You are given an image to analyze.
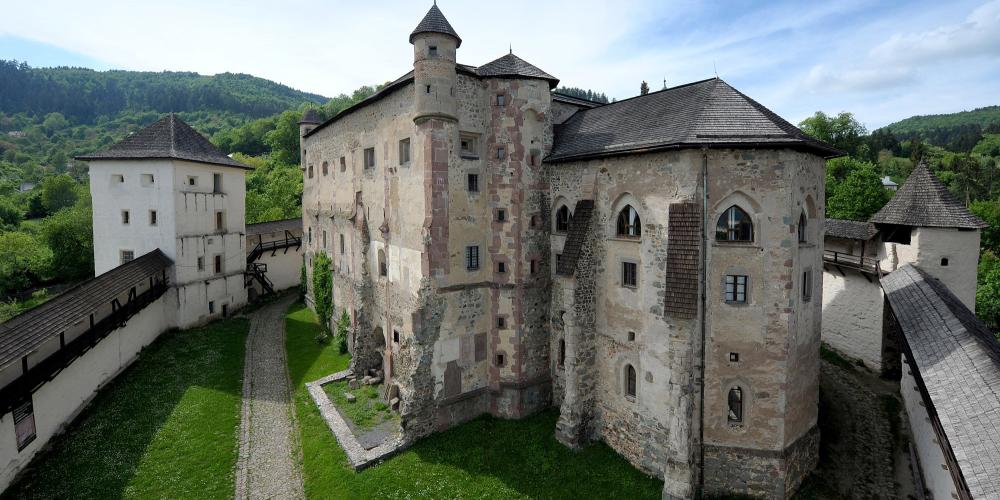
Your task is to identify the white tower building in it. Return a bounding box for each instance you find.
[79,114,250,327]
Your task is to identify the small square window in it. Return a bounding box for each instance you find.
[149,210,157,226]
[497,262,506,273]
[497,209,506,222]
[121,210,130,225]
[364,148,376,169]
[729,352,740,362]
[460,133,479,158]
[627,331,636,341]
[466,245,480,270]
[725,275,748,304]
[467,174,479,193]
[429,45,438,57]
[497,317,506,329]
[497,147,506,159]
[188,176,197,186]
[120,250,134,265]
[941,257,949,266]
[496,354,505,367]
[496,94,505,107]
[622,262,638,288]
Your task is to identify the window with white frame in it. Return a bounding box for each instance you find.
[725,275,748,304]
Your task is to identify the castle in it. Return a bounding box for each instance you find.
[300,5,839,497]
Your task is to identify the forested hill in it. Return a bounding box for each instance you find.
[0,60,327,123]
[880,105,1000,152]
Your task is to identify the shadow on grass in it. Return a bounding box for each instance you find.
[2,318,248,500]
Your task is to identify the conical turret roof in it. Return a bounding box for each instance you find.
[299,108,322,125]
[869,162,987,229]
[410,4,462,47]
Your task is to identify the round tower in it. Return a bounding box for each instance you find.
[410,4,461,124]
[298,108,321,137]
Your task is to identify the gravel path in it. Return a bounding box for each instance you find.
[235,295,304,500]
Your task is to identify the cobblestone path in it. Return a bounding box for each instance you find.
[235,295,304,500]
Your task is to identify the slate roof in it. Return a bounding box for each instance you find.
[881,265,1000,498]
[410,4,462,47]
[299,108,322,125]
[476,53,559,88]
[547,78,842,162]
[556,200,595,276]
[552,92,604,109]
[0,249,172,369]
[76,114,250,169]
[825,218,878,241]
[870,162,987,229]
[664,203,700,319]
[246,217,302,236]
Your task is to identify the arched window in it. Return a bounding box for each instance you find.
[625,364,637,398]
[378,249,387,277]
[798,211,807,243]
[555,205,571,233]
[728,387,743,423]
[716,205,753,242]
[558,339,566,368]
[616,205,641,238]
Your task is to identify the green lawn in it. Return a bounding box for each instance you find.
[322,379,396,432]
[286,302,664,499]
[3,317,249,500]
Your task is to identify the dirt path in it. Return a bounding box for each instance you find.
[235,295,304,500]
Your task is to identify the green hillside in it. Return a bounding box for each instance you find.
[881,105,1000,151]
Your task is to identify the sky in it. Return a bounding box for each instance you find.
[1,0,999,129]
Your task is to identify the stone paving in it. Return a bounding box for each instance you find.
[235,295,304,500]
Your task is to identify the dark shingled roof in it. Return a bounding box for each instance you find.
[882,265,1000,498]
[825,218,878,241]
[664,203,700,319]
[299,108,322,125]
[410,4,462,47]
[246,217,302,236]
[76,114,250,169]
[552,92,604,109]
[556,200,595,276]
[0,249,172,369]
[870,162,987,229]
[547,78,842,162]
[476,53,559,88]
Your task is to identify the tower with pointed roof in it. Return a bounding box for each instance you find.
[871,162,987,310]
[411,3,461,124]
[78,114,251,328]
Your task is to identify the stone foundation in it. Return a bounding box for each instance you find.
[703,425,819,499]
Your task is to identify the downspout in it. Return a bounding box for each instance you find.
[698,147,709,493]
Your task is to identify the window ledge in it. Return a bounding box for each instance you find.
[712,241,760,249]
[609,236,642,243]
[622,285,638,290]
[724,301,751,307]
[461,154,480,160]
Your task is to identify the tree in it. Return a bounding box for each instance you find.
[972,134,1000,158]
[970,200,1000,253]
[336,310,350,354]
[41,112,69,135]
[41,201,93,281]
[826,160,891,221]
[264,110,304,165]
[798,111,868,157]
[977,250,1000,335]
[0,196,24,228]
[40,174,79,213]
[311,252,333,340]
[640,81,649,96]
[0,231,52,296]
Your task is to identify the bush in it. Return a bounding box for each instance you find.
[0,231,52,296]
[336,310,350,354]
[311,252,333,340]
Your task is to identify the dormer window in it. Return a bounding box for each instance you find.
[429,45,438,57]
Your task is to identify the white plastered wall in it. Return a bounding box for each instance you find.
[901,356,960,500]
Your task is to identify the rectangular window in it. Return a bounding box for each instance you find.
[215,254,223,274]
[497,146,506,159]
[120,250,134,265]
[209,301,215,314]
[323,231,328,249]
[467,173,479,193]
[121,210,130,225]
[322,162,329,176]
[460,133,479,158]
[466,245,480,271]
[802,270,813,302]
[622,261,638,288]
[340,156,346,172]
[197,256,205,271]
[497,262,506,273]
[364,147,376,169]
[429,45,438,57]
[187,176,197,186]
[497,316,506,328]
[215,211,225,231]
[213,173,222,193]
[141,173,154,186]
[13,399,36,451]
[497,209,506,222]
[725,275,748,304]
[112,174,124,184]
[399,138,411,165]
[340,234,345,254]
[530,259,537,274]
[496,94,505,107]
[149,210,157,226]
[556,253,562,268]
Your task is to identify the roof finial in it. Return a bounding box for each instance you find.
[713,61,718,78]
[509,43,512,55]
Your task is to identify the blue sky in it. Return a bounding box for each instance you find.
[2,0,999,129]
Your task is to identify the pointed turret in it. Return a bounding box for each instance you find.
[410,3,459,123]
[410,3,461,47]
[870,162,987,229]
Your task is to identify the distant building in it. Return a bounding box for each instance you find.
[16,183,34,193]
[882,175,898,191]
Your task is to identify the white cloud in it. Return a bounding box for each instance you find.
[870,0,1000,64]
[803,65,915,93]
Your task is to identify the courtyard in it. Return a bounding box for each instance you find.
[2,297,912,499]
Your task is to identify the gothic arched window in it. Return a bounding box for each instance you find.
[716,205,753,242]
[555,205,571,233]
[625,364,637,398]
[378,249,387,277]
[616,205,641,238]
[798,211,808,243]
[728,386,744,423]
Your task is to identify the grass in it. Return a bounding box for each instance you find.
[820,343,856,371]
[286,301,664,499]
[3,317,249,500]
[322,379,396,431]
